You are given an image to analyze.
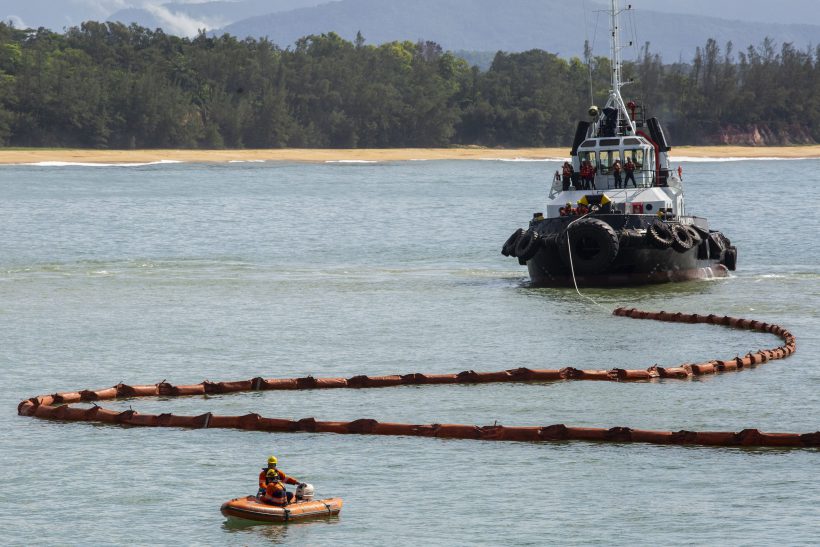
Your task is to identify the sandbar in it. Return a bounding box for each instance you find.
[1,146,819,164]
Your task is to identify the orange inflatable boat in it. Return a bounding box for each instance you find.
[221,495,343,523]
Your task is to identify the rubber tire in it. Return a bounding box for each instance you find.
[515,230,540,262]
[671,224,695,253]
[647,221,674,249]
[559,218,620,275]
[502,228,524,257]
[722,247,737,271]
[540,233,559,249]
[684,225,702,245]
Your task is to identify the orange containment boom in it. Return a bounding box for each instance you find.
[17,308,819,449]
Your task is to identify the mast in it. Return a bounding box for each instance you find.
[606,0,634,135]
[610,0,622,97]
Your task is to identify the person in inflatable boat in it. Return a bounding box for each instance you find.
[258,455,305,504]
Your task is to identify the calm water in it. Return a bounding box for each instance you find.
[1,158,818,546]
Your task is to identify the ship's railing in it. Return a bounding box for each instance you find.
[572,169,657,191]
[549,168,677,199]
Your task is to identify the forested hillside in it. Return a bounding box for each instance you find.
[0,21,817,149]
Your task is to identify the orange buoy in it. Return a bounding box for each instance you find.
[220,496,342,523]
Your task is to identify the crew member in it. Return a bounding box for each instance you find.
[561,162,573,191]
[576,200,589,215]
[581,160,596,190]
[612,159,623,188]
[258,456,303,499]
[624,157,636,187]
[262,469,293,506]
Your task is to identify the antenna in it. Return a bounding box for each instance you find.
[606,0,636,134]
[583,0,594,107]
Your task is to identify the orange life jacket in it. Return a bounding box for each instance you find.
[263,481,288,506]
[562,164,572,177]
[259,468,299,490]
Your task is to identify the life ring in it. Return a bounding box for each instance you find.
[646,221,674,249]
[559,218,620,275]
[515,230,541,261]
[501,228,524,257]
[670,224,695,253]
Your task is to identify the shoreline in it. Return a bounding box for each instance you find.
[1,145,819,164]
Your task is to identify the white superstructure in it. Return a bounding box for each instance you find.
[546,0,684,220]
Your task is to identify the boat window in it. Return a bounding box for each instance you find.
[598,150,612,174]
[580,140,597,148]
[623,138,641,145]
[600,138,620,146]
[579,150,597,169]
[624,149,645,170]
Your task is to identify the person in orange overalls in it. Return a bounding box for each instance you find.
[581,160,596,190]
[612,159,623,188]
[561,162,574,191]
[624,157,636,187]
[257,456,303,504]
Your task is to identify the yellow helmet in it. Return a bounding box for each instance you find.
[266,468,279,478]
[267,455,278,466]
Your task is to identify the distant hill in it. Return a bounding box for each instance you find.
[107,0,329,34]
[218,0,820,62]
[4,0,820,40]
[635,0,820,27]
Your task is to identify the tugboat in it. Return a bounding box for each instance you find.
[501,0,736,287]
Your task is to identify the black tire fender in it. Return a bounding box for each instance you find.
[515,230,540,261]
[684,225,702,245]
[722,246,738,271]
[558,218,620,275]
[671,224,695,253]
[502,228,524,257]
[647,221,674,249]
[540,233,559,249]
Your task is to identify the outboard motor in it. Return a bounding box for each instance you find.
[295,483,315,501]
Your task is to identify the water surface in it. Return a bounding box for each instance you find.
[1,159,818,545]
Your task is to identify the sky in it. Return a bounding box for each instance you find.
[0,0,218,35]
[2,0,820,37]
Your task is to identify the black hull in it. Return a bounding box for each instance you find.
[504,214,735,288]
[526,246,729,287]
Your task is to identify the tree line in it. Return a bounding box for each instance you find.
[0,21,817,149]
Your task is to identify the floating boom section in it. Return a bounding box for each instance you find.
[17,309,817,449]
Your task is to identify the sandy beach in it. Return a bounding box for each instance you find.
[1,145,819,164]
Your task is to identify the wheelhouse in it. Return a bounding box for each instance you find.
[575,136,656,189]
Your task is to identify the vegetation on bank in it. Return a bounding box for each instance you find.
[0,22,818,149]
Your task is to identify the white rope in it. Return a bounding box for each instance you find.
[563,211,614,312]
